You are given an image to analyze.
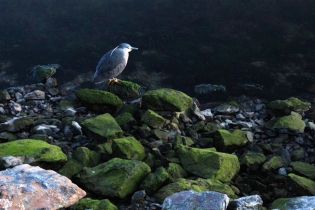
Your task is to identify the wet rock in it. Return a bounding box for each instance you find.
[228,195,263,210]
[268,196,315,210]
[0,139,67,167]
[214,129,248,153]
[75,88,122,113]
[112,136,146,161]
[162,190,229,210]
[77,157,151,198]
[71,197,118,210]
[81,113,123,142]
[176,145,240,182]
[140,166,170,195]
[141,88,193,111]
[0,164,85,210]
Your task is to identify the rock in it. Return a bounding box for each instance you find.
[115,112,136,126]
[58,159,83,179]
[77,157,151,198]
[141,109,166,129]
[214,101,239,114]
[71,197,118,210]
[166,163,188,182]
[214,129,248,153]
[0,90,11,102]
[24,90,46,100]
[75,88,122,113]
[290,161,315,180]
[72,147,100,167]
[81,113,123,142]
[288,173,315,195]
[227,195,263,210]
[30,64,59,82]
[268,196,315,210]
[140,167,170,195]
[0,117,34,132]
[162,190,229,210]
[0,164,85,209]
[239,151,266,171]
[108,79,145,99]
[267,97,311,116]
[112,136,146,161]
[176,145,240,182]
[265,115,306,133]
[262,155,287,172]
[141,88,193,111]
[0,139,67,167]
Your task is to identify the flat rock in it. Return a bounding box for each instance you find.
[0,164,86,210]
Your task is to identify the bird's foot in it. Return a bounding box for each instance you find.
[108,78,121,85]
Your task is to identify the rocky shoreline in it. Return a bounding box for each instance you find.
[1,75,315,209]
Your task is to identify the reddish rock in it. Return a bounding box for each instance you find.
[0,164,86,210]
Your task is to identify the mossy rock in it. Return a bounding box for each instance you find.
[115,112,135,126]
[153,177,237,203]
[0,139,67,163]
[213,101,239,114]
[288,173,315,195]
[265,115,305,133]
[108,79,145,99]
[290,161,315,180]
[112,136,146,161]
[140,167,170,195]
[72,147,100,167]
[262,155,287,172]
[166,163,188,182]
[58,159,83,179]
[267,97,311,116]
[214,129,247,152]
[75,88,122,112]
[141,109,166,129]
[30,64,59,82]
[176,144,240,182]
[239,151,266,171]
[142,88,193,111]
[268,196,315,210]
[71,197,118,210]
[77,158,151,198]
[81,113,123,142]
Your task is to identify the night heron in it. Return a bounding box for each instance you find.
[92,43,138,84]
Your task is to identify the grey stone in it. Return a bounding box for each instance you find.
[162,190,229,210]
[228,195,263,210]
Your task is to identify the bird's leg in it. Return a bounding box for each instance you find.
[108,78,121,85]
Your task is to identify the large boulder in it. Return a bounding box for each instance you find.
[0,139,67,167]
[162,190,229,210]
[112,136,146,161]
[141,88,193,111]
[0,164,86,210]
[176,145,240,182]
[81,113,123,142]
[75,88,122,113]
[77,158,151,198]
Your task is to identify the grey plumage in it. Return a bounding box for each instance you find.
[92,43,138,84]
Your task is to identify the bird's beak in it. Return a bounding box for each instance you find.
[131,47,138,50]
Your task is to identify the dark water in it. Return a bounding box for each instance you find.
[1,0,315,102]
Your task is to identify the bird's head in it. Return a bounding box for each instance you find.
[118,43,138,52]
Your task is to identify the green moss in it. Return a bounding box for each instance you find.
[265,115,305,132]
[75,88,122,107]
[288,173,315,195]
[141,109,166,128]
[71,198,118,210]
[0,139,67,162]
[262,155,286,172]
[214,129,247,152]
[112,136,146,161]
[115,112,134,126]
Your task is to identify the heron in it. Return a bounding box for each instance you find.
[92,43,138,84]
